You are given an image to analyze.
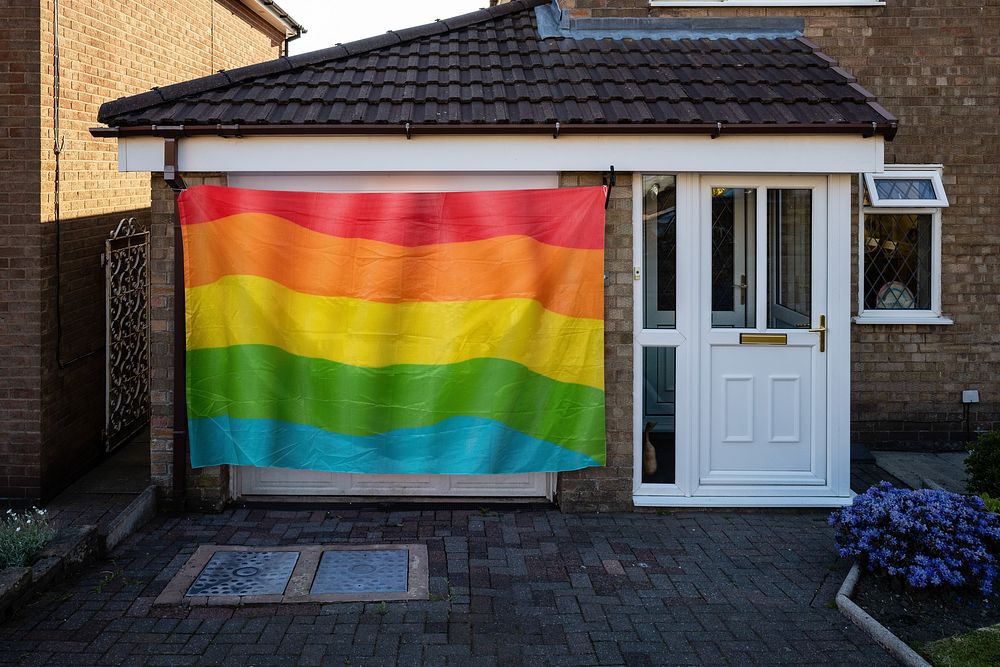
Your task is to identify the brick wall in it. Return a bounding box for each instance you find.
[0,0,283,501]
[501,0,1000,449]
[0,1,44,499]
[150,173,228,509]
[557,173,634,512]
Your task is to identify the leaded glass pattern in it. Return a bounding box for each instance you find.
[863,213,932,310]
[873,178,936,201]
[711,188,755,328]
[712,192,736,313]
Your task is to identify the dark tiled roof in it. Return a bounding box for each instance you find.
[96,0,895,137]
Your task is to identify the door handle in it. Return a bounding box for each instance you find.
[809,314,827,353]
[735,274,748,305]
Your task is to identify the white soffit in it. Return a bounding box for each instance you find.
[118,134,884,175]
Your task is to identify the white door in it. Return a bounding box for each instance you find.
[699,178,828,488]
[227,171,558,499]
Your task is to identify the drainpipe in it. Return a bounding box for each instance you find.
[53,0,99,368]
[256,0,305,57]
[163,138,187,510]
[282,28,302,57]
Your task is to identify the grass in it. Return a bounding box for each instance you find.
[922,623,1000,667]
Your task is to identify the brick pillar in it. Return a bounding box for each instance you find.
[556,172,634,512]
[150,173,228,509]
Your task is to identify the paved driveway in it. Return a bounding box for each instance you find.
[0,508,893,666]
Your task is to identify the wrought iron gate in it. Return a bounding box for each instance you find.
[103,217,150,452]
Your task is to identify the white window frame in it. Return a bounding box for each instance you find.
[650,1,884,7]
[854,165,952,326]
[863,170,949,208]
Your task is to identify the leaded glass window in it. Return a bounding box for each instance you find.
[863,213,932,310]
[858,166,949,323]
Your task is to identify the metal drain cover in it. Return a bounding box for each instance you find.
[186,550,298,597]
[311,549,409,594]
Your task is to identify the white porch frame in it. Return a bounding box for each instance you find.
[632,173,854,507]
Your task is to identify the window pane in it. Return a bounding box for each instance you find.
[767,189,811,329]
[873,178,936,201]
[642,347,676,485]
[711,188,756,328]
[863,213,932,310]
[642,175,677,328]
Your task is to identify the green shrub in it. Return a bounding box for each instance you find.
[967,431,1000,497]
[982,494,1000,514]
[0,508,54,568]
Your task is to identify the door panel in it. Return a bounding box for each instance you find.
[707,345,816,478]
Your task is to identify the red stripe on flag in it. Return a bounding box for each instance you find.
[177,185,605,250]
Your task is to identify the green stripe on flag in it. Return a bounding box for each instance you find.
[187,345,606,464]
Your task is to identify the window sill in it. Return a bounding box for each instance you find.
[852,314,954,326]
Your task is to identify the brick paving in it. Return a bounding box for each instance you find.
[0,507,894,666]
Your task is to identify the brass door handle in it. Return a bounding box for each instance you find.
[809,314,827,353]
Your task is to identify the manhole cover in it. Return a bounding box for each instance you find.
[311,549,409,594]
[157,545,427,605]
[186,551,298,597]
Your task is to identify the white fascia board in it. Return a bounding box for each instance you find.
[118,134,884,175]
[236,0,297,37]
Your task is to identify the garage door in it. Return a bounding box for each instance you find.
[226,171,560,499]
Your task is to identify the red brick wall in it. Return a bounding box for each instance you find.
[0,0,284,501]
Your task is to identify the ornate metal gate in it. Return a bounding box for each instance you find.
[103,217,150,452]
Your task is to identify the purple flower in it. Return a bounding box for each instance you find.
[830,483,1000,597]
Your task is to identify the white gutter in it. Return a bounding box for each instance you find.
[236,0,305,39]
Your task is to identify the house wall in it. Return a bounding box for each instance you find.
[150,173,229,509]
[558,173,635,511]
[499,0,1000,449]
[0,0,45,500]
[0,0,283,502]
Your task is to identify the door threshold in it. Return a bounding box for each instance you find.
[633,494,853,508]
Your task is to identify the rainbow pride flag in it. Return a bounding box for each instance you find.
[179,185,606,474]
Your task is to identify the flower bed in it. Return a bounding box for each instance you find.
[831,481,1000,661]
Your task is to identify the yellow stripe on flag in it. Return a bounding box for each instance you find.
[186,274,604,390]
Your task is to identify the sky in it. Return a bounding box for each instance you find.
[278,1,486,56]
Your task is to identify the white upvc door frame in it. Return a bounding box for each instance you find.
[632,173,853,507]
[632,173,698,499]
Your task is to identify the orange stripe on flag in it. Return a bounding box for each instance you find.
[182,213,604,320]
